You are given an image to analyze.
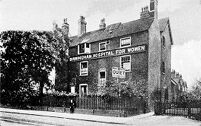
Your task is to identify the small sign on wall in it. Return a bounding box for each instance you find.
[112,67,125,78]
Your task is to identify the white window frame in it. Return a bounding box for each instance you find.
[78,43,91,54]
[99,42,107,51]
[80,61,88,76]
[98,68,106,86]
[79,84,88,97]
[120,55,131,72]
[120,36,131,48]
[150,1,155,12]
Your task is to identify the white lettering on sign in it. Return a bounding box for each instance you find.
[127,46,145,53]
[70,45,146,62]
[116,49,125,55]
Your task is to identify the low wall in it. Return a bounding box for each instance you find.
[31,106,144,117]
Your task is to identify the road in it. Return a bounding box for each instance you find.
[0,108,200,126]
[0,111,126,126]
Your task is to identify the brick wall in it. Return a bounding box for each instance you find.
[161,23,172,101]
[69,31,149,96]
[148,20,161,110]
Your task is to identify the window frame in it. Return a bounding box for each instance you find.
[120,36,131,48]
[161,36,166,48]
[120,55,131,72]
[78,43,91,54]
[99,42,107,51]
[98,68,106,86]
[162,61,165,74]
[80,61,88,76]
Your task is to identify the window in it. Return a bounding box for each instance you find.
[99,68,106,86]
[99,41,109,51]
[78,43,90,54]
[79,84,88,97]
[161,36,165,48]
[150,1,155,11]
[80,61,88,76]
[162,62,165,74]
[120,36,131,48]
[120,55,131,72]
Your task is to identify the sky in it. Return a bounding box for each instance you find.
[0,0,201,89]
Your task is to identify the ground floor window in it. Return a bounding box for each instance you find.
[120,55,131,72]
[98,68,106,87]
[79,84,88,97]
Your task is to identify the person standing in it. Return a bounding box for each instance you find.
[70,99,75,113]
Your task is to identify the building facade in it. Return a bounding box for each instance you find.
[57,0,174,107]
[171,70,188,101]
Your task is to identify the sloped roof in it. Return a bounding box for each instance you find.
[159,17,169,32]
[69,18,155,47]
[69,17,172,47]
[159,17,173,45]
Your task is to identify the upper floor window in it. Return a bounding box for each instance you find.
[161,36,165,48]
[80,61,88,76]
[120,36,131,48]
[150,1,155,11]
[162,61,165,74]
[99,41,109,51]
[78,43,90,54]
[120,55,131,72]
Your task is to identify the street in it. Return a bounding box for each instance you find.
[0,108,200,126]
[0,111,124,126]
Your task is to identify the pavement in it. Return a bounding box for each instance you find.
[0,107,201,126]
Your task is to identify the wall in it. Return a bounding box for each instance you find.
[69,31,149,96]
[148,19,161,109]
[161,23,172,101]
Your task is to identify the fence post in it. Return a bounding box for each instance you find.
[188,101,191,118]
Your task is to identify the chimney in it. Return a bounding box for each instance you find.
[99,18,106,29]
[62,18,69,36]
[149,0,158,19]
[140,6,150,19]
[78,16,87,36]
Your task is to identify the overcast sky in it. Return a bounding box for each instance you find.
[0,0,201,89]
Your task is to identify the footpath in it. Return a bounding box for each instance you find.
[0,107,200,126]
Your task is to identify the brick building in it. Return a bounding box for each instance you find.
[57,0,173,107]
[171,70,188,101]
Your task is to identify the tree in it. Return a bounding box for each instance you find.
[98,79,148,98]
[190,78,201,100]
[0,31,55,106]
[52,20,70,92]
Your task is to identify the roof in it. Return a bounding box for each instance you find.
[69,17,172,47]
[158,17,173,45]
[69,18,154,47]
[159,17,169,32]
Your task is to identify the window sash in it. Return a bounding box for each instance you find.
[120,55,131,71]
[120,37,131,47]
[99,42,106,51]
[80,61,88,76]
[78,43,90,54]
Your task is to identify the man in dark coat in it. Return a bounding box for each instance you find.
[70,99,75,113]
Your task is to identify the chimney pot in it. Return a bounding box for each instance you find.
[99,18,106,29]
[78,16,87,36]
[62,18,69,36]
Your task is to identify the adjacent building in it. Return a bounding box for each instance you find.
[171,70,188,101]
